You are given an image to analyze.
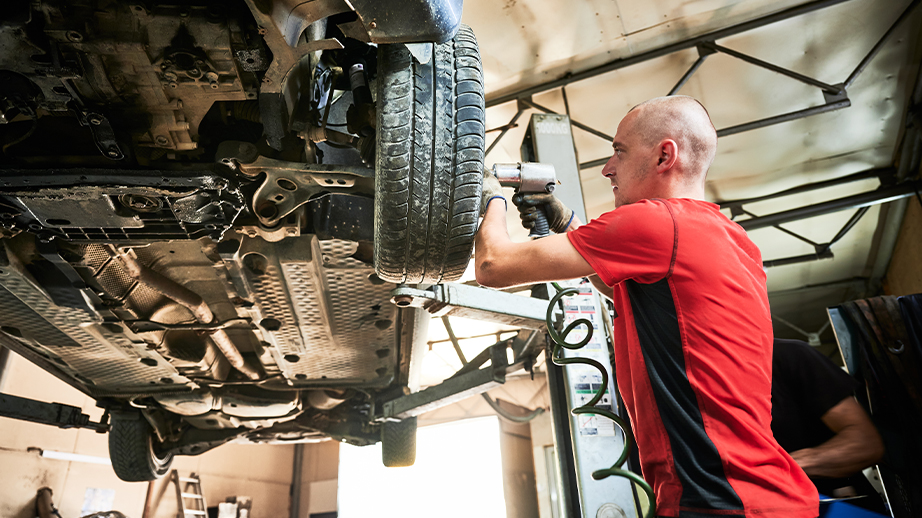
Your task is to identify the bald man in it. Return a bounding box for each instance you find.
[475,96,819,518]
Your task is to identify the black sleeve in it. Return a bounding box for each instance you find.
[775,338,859,419]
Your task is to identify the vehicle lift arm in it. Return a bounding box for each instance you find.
[0,392,108,432]
[377,282,548,420]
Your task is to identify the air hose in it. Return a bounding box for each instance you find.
[546,282,656,518]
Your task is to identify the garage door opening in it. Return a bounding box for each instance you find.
[338,417,507,517]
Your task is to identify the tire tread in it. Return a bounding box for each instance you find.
[375,25,485,283]
[381,417,417,467]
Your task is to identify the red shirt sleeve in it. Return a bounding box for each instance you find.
[566,199,676,286]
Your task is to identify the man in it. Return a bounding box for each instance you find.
[475,96,818,518]
[772,338,886,512]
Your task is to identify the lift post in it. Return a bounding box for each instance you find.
[523,113,643,518]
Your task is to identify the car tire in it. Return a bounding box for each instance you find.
[381,416,417,467]
[108,411,173,482]
[374,24,485,284]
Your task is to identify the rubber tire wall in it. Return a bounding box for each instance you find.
[109,411,173,482]
[381,416,417,467]
[374,25,485,284]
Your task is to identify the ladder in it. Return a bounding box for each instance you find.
[171,470,207,518]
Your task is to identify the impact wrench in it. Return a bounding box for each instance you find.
[492,162,558,238]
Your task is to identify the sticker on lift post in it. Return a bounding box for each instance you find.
[561,282,618,437]
[574,373,617,436]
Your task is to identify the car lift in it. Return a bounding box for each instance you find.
[0,113,642,517]
[375,114,645,518]
[0,392,108,432]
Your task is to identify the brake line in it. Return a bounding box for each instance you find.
[546,282,656,518]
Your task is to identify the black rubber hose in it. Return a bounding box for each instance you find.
[546,282,656,518]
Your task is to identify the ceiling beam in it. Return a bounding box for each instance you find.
[737,180,921,230]
[718,168,892,210]
[485,0,858,108]
[767,277,869,297]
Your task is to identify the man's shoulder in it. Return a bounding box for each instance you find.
[584,200,676,241]
[597,198,674,223]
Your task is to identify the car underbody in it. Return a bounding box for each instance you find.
[0,0,486,479]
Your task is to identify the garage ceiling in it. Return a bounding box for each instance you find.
[462,0,922,348]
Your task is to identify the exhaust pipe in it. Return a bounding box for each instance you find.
[115,250,262,380]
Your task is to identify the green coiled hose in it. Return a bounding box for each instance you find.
[546,282,656,518]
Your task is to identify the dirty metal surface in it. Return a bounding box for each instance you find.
[237,235,397,387]
[0,243,184,393]
[237,236,397,387]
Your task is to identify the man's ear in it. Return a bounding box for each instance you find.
[656,139,678,172]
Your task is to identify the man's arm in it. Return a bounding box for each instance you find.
[789,396,884,478]
[588,275,614,300]
[475,200,594,288]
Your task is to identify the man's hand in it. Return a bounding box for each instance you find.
[481,168,505,214]
[512,192,574,234]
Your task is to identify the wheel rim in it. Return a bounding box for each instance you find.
[147,434,173,476]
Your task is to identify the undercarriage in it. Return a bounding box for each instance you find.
[0,0,485,480]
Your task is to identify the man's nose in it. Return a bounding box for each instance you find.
[601,155,616,177]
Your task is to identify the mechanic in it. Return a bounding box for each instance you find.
[772,338,887,513]
[475,96,819,518]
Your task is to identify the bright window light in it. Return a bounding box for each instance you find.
[338,417,506,518]
[39,449,111,465]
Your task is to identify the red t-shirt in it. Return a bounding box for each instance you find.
[567,198,818,518]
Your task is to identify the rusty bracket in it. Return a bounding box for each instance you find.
[216,141,373,227]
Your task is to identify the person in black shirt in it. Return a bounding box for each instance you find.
[772,338,886,513]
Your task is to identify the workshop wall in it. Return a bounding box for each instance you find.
[296,440,339,517]
[145,442,294,518]
[497,399,540,518]
[0,351,148,518]
[529,412,556,518]
[0,350,295,518]
[884,195,922,296]
[418,375,548,518]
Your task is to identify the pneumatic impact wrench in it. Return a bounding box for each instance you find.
[492,162,559,238]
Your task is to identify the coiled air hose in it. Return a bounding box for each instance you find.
[546,282,656,518]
